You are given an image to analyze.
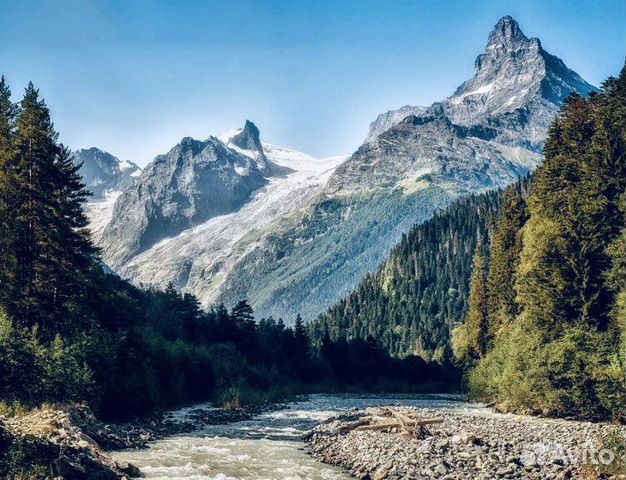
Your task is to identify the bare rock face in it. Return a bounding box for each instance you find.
[99,132,267,270]
[364,16,596,153]
[441,15,595,150]
[365,105,427,143]
[74,148,141,199]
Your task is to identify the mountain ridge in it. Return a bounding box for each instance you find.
[91,16,597,323]
[213,15,596,321]
[100,128,270,269]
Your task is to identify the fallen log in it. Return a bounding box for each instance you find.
[338,408,444,436]
[355,421,400,431]
[387,409,413,434]
[338,418,370,433]
[414,418,444,426]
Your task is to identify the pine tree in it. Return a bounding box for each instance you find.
[293,314,310,357]
[8,83,95,333]
[231,300,255,326]
[0,76,18,307]
[486,183,527,338]
[464,244,489,360]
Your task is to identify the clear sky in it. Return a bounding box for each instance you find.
[0,0,624,165]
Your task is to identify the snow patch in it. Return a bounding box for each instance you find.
[234,165,250,176]
[85,191,122,243]
[218,128,243,144]
[450,82,495,104]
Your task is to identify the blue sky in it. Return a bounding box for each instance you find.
[0,0,624,165]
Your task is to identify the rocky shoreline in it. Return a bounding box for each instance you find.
[305,406,626,480]
[0,401,285,479]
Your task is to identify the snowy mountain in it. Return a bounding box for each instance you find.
[213,16,596,321]
[118,142,346,303]
[99,127,269,270]
[91,121,347,302]
[74,147,141,199]
[74,148,141,242]
[92,16,596,323]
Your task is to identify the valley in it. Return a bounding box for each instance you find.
[0,8,623,480]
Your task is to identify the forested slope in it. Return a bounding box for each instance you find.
[309,188,508,360]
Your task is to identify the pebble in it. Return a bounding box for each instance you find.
[305,406,626,480]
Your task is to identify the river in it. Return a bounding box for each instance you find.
[112,394,485,479]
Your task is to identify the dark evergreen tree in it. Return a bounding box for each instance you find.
[452,244,489,365]
[293,314,309,356]
[485,183,528,339]
[7,83,94,333]
[0,76,18,308]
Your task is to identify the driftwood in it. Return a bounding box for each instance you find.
[339,408,443,438]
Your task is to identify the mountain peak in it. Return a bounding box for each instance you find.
[73,147,141,199]
[486,15,529,51]
[231,120,262,152]
[229,120,270,173]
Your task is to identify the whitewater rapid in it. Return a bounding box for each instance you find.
[112,394,483,480]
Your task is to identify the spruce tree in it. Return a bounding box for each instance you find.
[294,314,310,357]
[465,244,489,359]
[9,83,94,334]
[486,183,527,338]
[0,77,18,307]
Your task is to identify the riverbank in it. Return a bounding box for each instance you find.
[0,404,144,479]
[0,401,285,479]
[306,406,626,480]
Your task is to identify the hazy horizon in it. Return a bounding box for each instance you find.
[1,0,624,166]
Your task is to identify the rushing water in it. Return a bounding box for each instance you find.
[112,393,484,480]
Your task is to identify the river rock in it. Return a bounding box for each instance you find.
[305,406,626,480]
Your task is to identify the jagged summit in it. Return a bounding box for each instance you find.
[366,16,596,149]
[73,147,141,199]
[221,120,270,173]
[231,120,262,152]
[486,15,530,50]
[442,15,597,150]
[99,131,268,269]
